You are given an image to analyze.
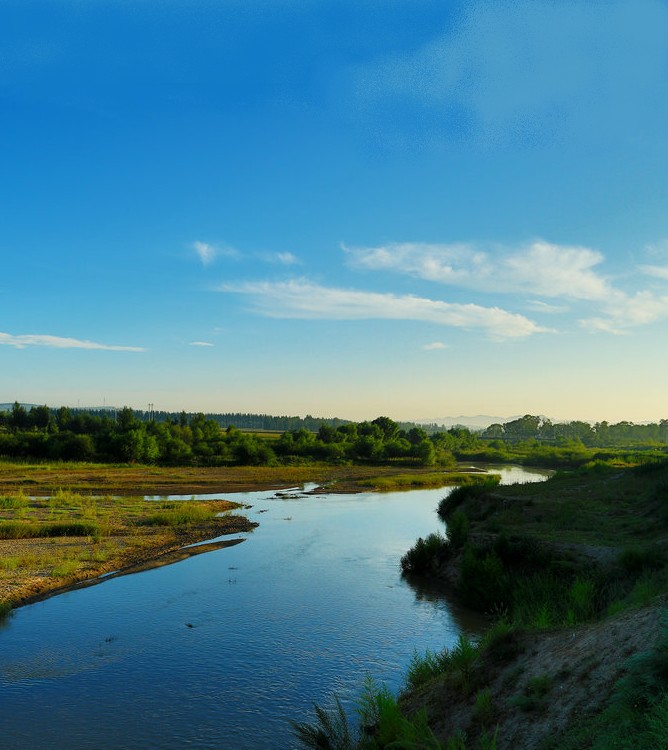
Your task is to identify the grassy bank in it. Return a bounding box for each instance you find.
[0,488,256,612]
[293,458,668,749]
[0,460,477,496]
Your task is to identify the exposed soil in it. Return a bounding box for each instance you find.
[402,598,666,749]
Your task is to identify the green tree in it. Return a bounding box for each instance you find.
[372,416,400,440]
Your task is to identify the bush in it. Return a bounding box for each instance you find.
[459,546,509,612]
[446,510,469,549]
[400,532,449,575]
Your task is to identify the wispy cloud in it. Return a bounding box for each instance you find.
[344,240,611,301]
[345,239,668,334]
[350,0,668,148]
[193,241,217,265]
[275,252,299,265]
[191,240,240,265]
[0,333,144,351]
[221,279,547,340]
[189,341,214,347]
[639,264,668,281]
[422,342,448,351]
[525,300,569,314]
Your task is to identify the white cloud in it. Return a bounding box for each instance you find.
[192,240,239,265]
[502,242,610,300]
[221,278,547,340]
[578,318,627,336]
[193,241,217,265]
[276,252,299,265]
[580,291,668,332]
[422,342,448,350]
[345,240,612,301]
[0,332,144,351]
[639,264,668,281]
[345,239,668,335]
[525,300,569,314]
[189,341,214,347]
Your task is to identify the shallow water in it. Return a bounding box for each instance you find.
[0,466,547,749]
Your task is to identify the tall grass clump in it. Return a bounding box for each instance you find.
[144,502,215,527]
[292,678,445,750]
[291,694,355,750]
[404,635,481,693]
[49,489,80,508]
[0,492,28,510]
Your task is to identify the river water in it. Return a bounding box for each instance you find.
[0,466,548,749]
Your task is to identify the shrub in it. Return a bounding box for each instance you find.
[459,546,509,612]
[400,532,449,575]
[619,546,666,575]
[405,647,452,692]
[446,510,469,549]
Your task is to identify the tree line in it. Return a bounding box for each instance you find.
[1,404,665,466]
[480,414,668,446]
[0,404,474,466]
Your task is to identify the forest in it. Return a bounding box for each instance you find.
[0,403,666,467]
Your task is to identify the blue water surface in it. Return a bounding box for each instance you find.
[0,466,547,749]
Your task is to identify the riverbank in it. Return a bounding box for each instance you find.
[392,459,668,748]
[0,461,472,496]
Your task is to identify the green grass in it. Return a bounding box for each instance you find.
[143,502,216,527]
[404,635,481,693]
[545,619,668,750]
[510,673,553,712]
[0,493,29,510]
[0,520,101,539]
[436,461,668,548]
[365,472,489,492]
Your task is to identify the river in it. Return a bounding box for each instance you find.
[0,466,548,749]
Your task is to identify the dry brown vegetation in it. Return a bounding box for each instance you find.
[0,461,462,496]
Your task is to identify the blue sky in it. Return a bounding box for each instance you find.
[2,0,668,423]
